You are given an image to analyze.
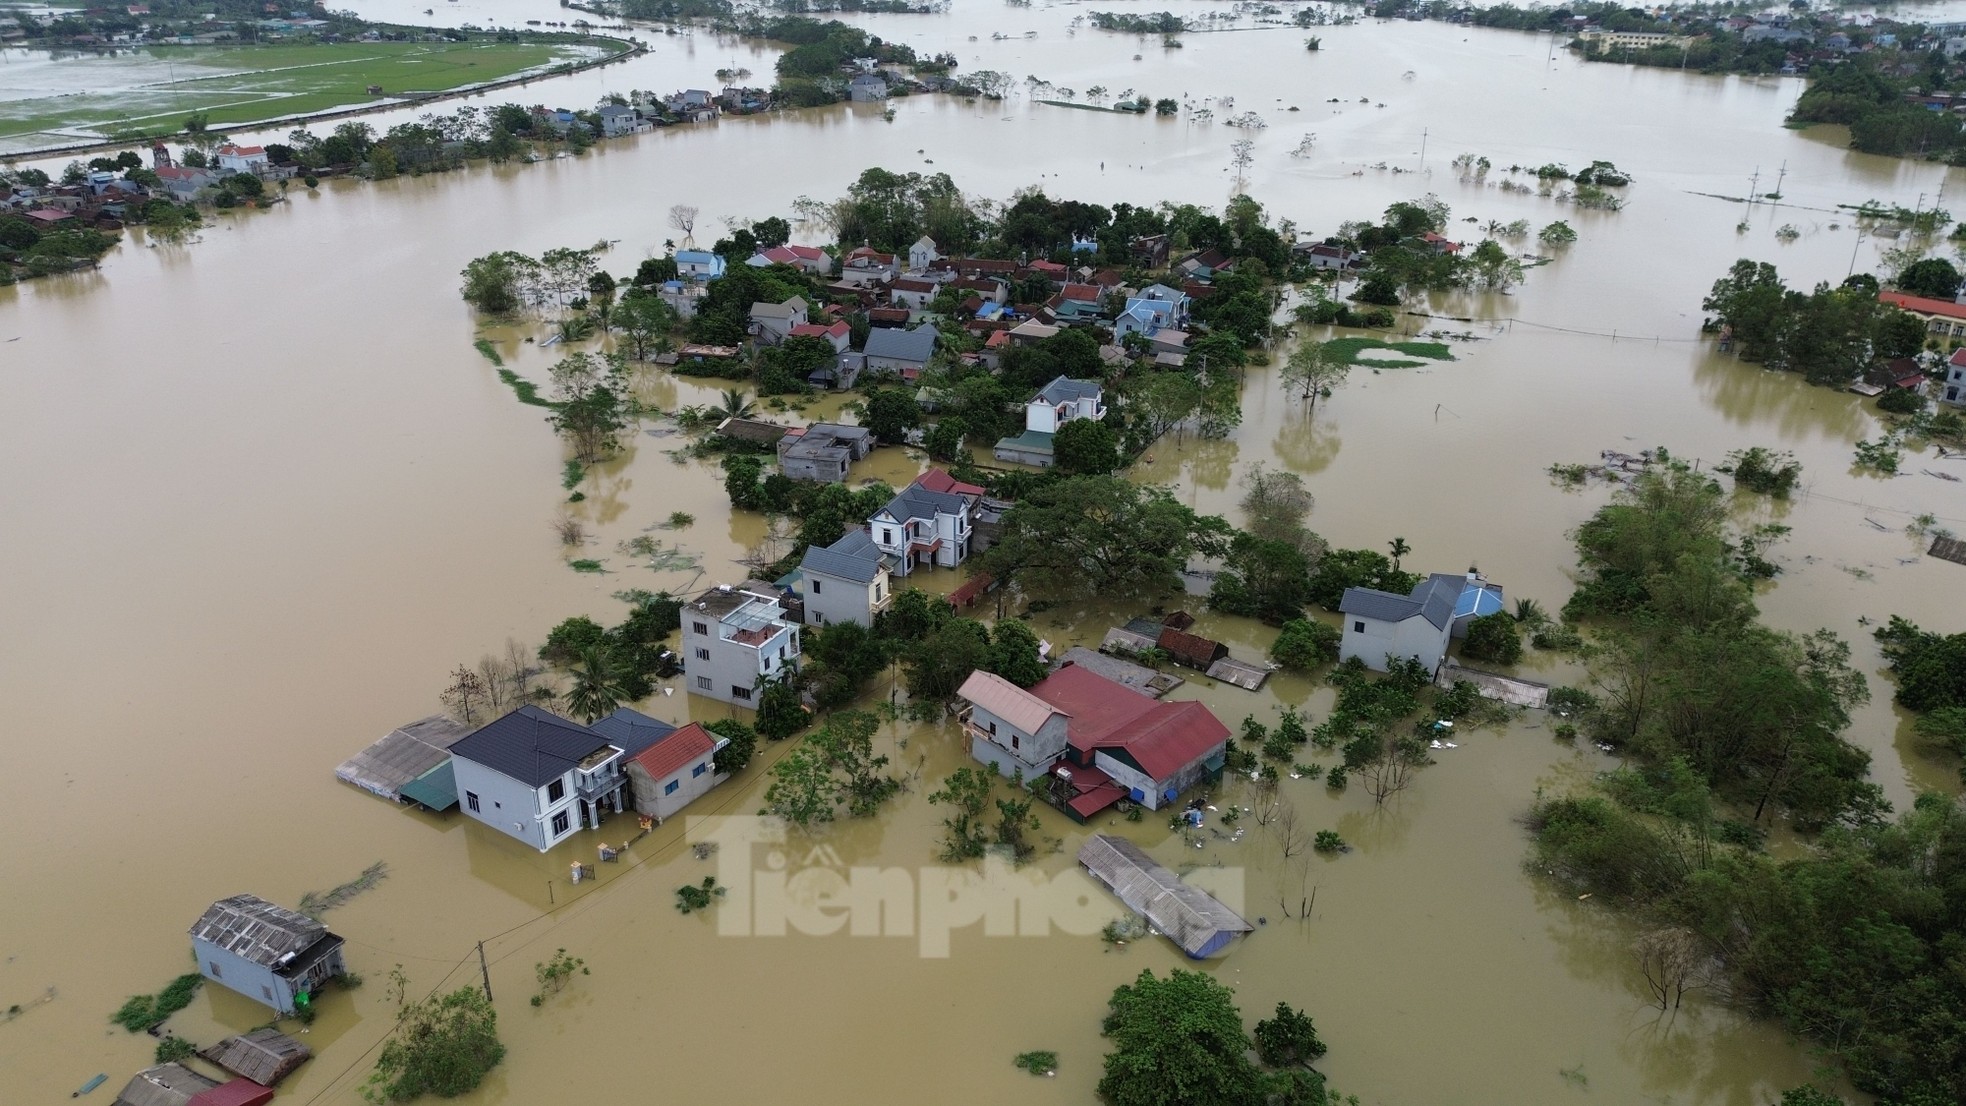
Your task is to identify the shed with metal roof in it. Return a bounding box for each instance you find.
[1077,835,1251,958]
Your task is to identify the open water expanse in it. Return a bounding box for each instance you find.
[4,3,1965,1103]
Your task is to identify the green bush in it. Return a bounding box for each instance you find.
[1460,612,1522,664]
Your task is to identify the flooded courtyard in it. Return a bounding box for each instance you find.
[3,3,1964,1103]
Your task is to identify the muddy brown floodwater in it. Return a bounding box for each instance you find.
[5,5,1965,1104]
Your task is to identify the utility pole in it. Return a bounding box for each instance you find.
[477,941,493,1003]
[1418,127,1428,168]
[1747,166,1761,206]
[1773,160,1787,200]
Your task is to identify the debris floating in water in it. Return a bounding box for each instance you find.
[74,1074,106,1097]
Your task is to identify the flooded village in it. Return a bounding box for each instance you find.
[5,2,1966,1106]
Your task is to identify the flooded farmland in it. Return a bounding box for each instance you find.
[3,3,1965,1104]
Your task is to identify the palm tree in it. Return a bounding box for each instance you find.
[711,388,756,421]
[1387,537,1410,573]
[1513,597,1546,626]
[564,645,629,723]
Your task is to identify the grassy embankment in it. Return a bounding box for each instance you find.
[0,40,589,144]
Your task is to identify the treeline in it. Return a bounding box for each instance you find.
[1874,617,1966,767]
[1579,31,1793,76]
[1087,11,1186,34]
[1793,62,1966,160]
[1702,260,1926,386]
[1522,463,1966,1103]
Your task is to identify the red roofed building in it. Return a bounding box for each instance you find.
[21,208,73,226]
[788,319,851,352]
[189,1079,276,1106]
[1028,259,1068,280]
[1418,231,1462,255]
[1880,290,1966,338]
[750,243,831,275]
[214,143,269,175]
[957,662,1228,821]
[623,722,726,820]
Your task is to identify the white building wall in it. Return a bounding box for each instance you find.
[1338,615,1450,674]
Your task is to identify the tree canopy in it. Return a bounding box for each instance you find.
[982,476,1231,602]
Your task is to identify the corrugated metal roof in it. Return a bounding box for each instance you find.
[1077,835,1251,958]
[200,1029,311,1087]
[335,714,471,801]
[187,1079,274,1106]
[396,760,457,811]
[188,896,326,967]
[958,670,1061,735]
[114,1064,218,1106]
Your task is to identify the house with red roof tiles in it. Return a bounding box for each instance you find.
[623,722,727,820]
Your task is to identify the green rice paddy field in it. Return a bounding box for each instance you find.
[0,41,596,149]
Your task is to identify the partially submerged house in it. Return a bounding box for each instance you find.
[682,582,801,707]
[448,705,631,851]
[1339,571,1503,675]
[111,1064,219,1106]
[190,895,346,1015]
[868,473,977,575]
[777,422,875,483]
[1946,348,1966,406]
[798,528,891,627]
[623,721,727,820]
[201,1029,312,1087]
[994,376,1106,467]
[863,325,936,379]
[957,662,1228,819]
[1077,835,1251,959]
[334,714,471,804]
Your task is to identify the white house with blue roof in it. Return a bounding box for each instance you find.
[675,249,726,281]
[994,375,1106,467]
[1339,571,1503,674]
[798,529,891,626]
[450,704,676,851]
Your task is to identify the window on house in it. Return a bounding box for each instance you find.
[551,811,570,835]
[262,985,275,1001]
[696,676,713,691]
[875,583,884,601]
[547,779,565,802]
[1011,733,1020,750]
[208,962,222,979]
[695,647,710,661]
[693,763,707,777]
[692,621,708,635]
[810,578,822,594]
[1354,621,1366,633]
[732,685,754,701]
[664,779,681,795]
[882,528,892,543]
[466,791,480,813]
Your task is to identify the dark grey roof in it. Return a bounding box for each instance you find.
[801,529,885,584]
[806,421,872,442]
[201,1028,312,1086]
[864,325,935,363]
[587,707,677,759]
[1340,573,1463,630]
[188,895,328,966]
[596,104,636,117]
[113,1064,218,1106]
[447,705,612,788]
[1035,375,1102,405]
[874,484,965,524]
[782,436,850,464]
[1078,835,1250,958]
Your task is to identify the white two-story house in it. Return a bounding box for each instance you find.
[868,474,975,576]
[956,670,1072,781]
[450,705,629,852]
[799,529,892,627]
[994,375,1107,467]
[683,583,801,707]
[748,296,809,345]
[1946,348,1966,406]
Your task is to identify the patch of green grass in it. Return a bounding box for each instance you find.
[110,974,204,1032]
[569,559,607,573]
[498,369,552,408]
[0,41,593,142]
[561,459,586,490]
[1013,1050,1058,1075]
[1321,337,1457,369]
[474,338,503,366]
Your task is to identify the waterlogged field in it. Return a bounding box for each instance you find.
[0,40,593,151]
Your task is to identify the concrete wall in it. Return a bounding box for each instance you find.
[196,942,294,1013]
[683,616,798,708]
[801,568,887,628]
[455,757,556,851]
[626,756,727,821]
[965,707,1067,779]
[781,454,848,483]
[1339,614,1449,674]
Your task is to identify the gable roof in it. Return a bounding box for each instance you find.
[1883,290,1966,321]
[115,1064,219,1106]
[1030,664,1228,778]
[912,469,985,497]
[958,670,1062,734]
[750,296,808,320]
[790,320,850,340]
[627,721,720,782]
[1060,282,1103,302]
[201,1029,311,1087]
[447,705,613,788]
[1077,835,1251,958]
[187,1080,274,1106]
[1339,572,1462,631]
[876,483,966,524]
[1035,375,1101,405]
[802,528,886,583]
[864,326,936,363]
[586,707,677,759]
[188,896,327,966]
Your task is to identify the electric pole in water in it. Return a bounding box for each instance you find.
[477,941,492,1002]
[1747,166,1761,206]
[1418,127,1428,168]
[1773,160,1787,199]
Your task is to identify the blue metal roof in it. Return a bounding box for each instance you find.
[1454,582,1505,620]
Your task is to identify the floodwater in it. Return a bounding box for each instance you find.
[4,4,1965,1104]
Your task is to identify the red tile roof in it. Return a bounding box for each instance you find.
[216,143,265,157]
[189,1080,275,1106]
[22,208,72,223]
[789,321,850,339]
[629,722,718,782]
[1950,347,1966,367]
[1032,665,1228,780]
[914,469,985,497]
[1060,282,1103,302]
[985,330,1011,348]
[892,278,937,293]
[1884,290,1966,321]
[1156,626,1226,668]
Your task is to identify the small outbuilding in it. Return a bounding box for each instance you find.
[112,1064,217,1106]
[201,1028,313,1086]
[190,895,345,1015]
[1077,834,1252,958]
